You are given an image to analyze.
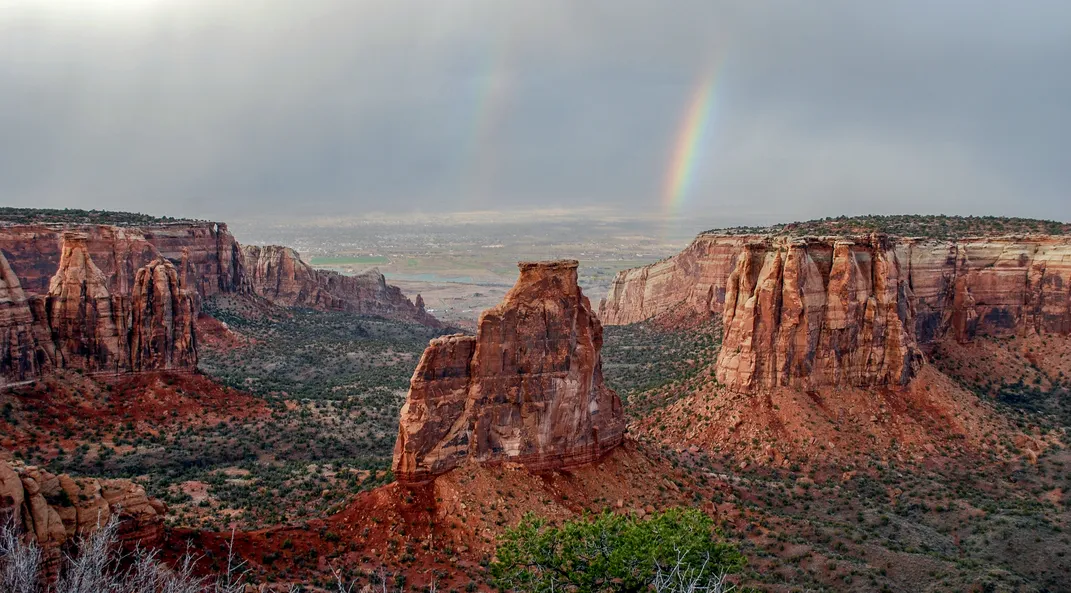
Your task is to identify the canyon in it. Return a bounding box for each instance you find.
[392,260,625,482]
[601,233,1071,391]
[0,219,440,383]
[242,244,440,327]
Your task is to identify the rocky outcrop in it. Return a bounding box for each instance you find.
[46,233,129,372]
[717,237,922,391]
[129,257,198,371]
[0,217,440,381]
[44,234,198,374]
[393,260,625,483]
[0,222,243,297]
[0,251,55,380]
[242,245,442,327]
[0,234,198,383]
[601,233,1071,391]
[0,460,166,575]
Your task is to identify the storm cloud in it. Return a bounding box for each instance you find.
[1,0,1069,223]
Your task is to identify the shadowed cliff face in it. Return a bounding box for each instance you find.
[393,260,625,483]
[0,252,55,380]
[601,234,1071,391]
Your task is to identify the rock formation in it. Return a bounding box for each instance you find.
[717,237,922,391]
[0,219,439,327]
[0,459,166,575]
[46,233,129,372]
[393,260,625,483]
[0,222,243,297]
[0,251,55,381]
[242,245,440,326]
[129,257,198,371]
[44,234,198,375]
[0,216,441,381]
[601,233,1071,391]
[0,234,198,383]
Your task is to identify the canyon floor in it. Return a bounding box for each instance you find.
[3,213,1070,592]
[5,304,1068,592]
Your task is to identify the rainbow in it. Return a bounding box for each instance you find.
[662,67,720,220]
[459,30,513,209]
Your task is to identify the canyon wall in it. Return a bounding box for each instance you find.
[0,222,243,298]
[0,233,197,383]
[0,252,55,381]
[0,459,166,577]
[31,233,198,378]
[0,219,443,382]
[242,245,440,327]
[393,260,625,483]
[601,234,1071,391]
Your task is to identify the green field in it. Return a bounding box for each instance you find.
[309,255,389,265]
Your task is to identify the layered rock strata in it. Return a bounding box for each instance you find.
[242,245,439,326]
[0,234,198,382]
[717,237,922,391]
[0,218,442,381]
[0,252,55,380]
[601,234,1071,391]
[0,221,439,326]
[0,460,166,576]
[393,260,625,483]
[0,222,243,297]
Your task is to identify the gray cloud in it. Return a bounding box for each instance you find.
[1,0,1068,224]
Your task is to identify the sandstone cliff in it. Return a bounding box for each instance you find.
[0,222,243,297]
[242,245,440,326]
[129,257,198,371]
[718,237,922,391]
[601,233,1071,391]
[0,459,166,575]
[393,260,625,482]
[0,251,55,381]
[46,233,129,372]
[0,217,440,381]
[0,234,198,383]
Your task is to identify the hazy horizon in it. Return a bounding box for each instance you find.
[2,1,1069,225]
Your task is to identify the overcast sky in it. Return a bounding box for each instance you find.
[1,0,1068,224]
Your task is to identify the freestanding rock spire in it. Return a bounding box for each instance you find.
[41,233,198,375]
[392,260,625,483]
[129,257,198,371]
[47,233,127,372]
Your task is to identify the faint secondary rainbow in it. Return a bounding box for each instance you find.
[662,66,721,220]
[459,29,514,209]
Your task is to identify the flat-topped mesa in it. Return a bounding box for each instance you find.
[241,244,443,327]
[601,232,1071,392]
[716,236,923,391]
[392,259,625,483]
